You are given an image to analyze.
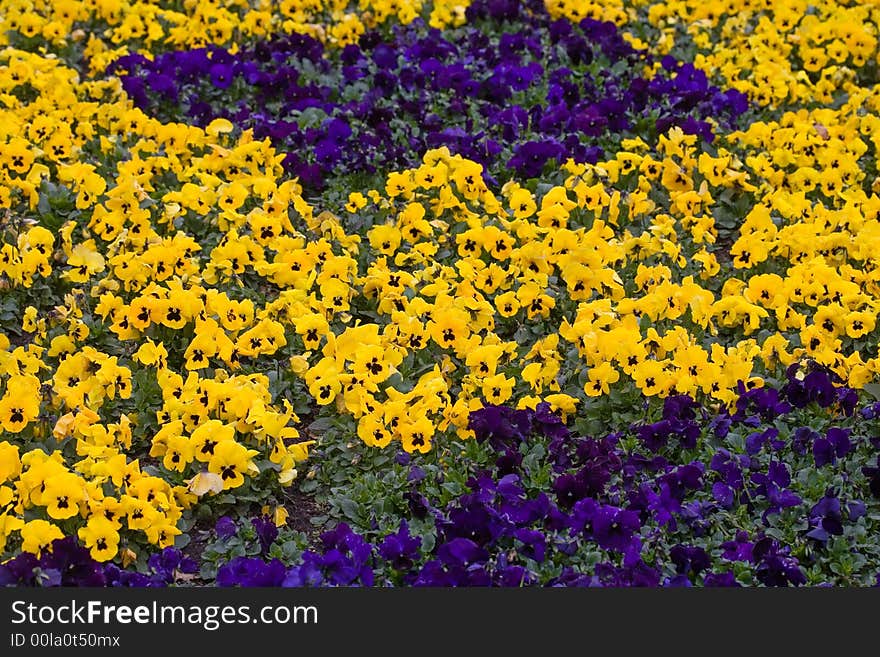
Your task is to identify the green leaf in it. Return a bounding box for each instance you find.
[299,478,318,493]
[174,533,191,550]
[338,498,361,522]
[308,417,336,433]
[863,383,880,401]
[420,532,436,553]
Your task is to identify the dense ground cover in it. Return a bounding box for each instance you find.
[1,0,880,586]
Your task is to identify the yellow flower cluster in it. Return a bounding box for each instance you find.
[544,0,880,392]
[0,0,472,73]
[544,0,634,25]
[0,48,313,561]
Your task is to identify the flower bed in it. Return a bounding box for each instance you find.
[0,0,879,586]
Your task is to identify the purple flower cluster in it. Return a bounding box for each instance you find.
[108,0,747,190]
[281,523,375,586]
[0,540,196,587]
[210,364,880,587]
[212,523,385,587]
